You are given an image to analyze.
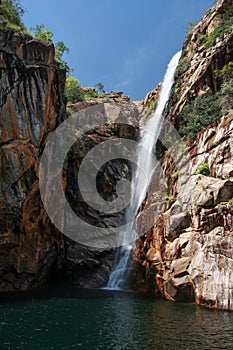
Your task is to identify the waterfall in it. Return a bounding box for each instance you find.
[107,51,182,290]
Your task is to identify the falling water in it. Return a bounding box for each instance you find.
[107,51,182,290]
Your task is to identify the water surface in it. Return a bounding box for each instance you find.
[0,288,233,350]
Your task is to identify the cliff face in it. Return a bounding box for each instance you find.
[60,96,139,288]
[0,29,138,291]
[0,29,66,291]
[135,0,233,310]
[168,0,233,127]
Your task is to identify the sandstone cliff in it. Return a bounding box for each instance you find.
[135,0,233,310]
[0,30,139,291]
[60,96,139,288]
[0,29,66,291]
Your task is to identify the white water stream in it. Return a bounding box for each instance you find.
[107,51,182,289]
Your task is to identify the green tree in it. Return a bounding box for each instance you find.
[94,82,105,93]
[54,41,71,73]
[64,76,84,103]
[30,24,53,42]
[30,23,73,74]
[0,0,26,31]
[185,20,197,35]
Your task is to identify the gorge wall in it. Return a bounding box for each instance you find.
[0,29,138,290]
[135,0,233,310]
[0,29,67,291]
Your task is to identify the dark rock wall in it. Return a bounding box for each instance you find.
[0,29,66,291]
[0,29,139,291]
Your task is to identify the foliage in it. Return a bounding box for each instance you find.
[204,6,233,49]
[166,193,176,200]
[215,61,233,80]
[151,98,158,112]
[30,24,73,74]
[54,41,71,73]
[228,198,233,205]
[145,97,158,112]
[217,78,233,114]
[178,63,233,139]
[198,33,207,45]
[84,88,98,100]
[174,83,179,93]
[94,82,105,94]
[30,24,52,42]
[0,0,26,31]
[64,76,84,103]
[175,57,190,78]
[179,93,221,139]
[195,162,210,176]
[214,61,233,113]
[185,21,197,35]
[171,169,179,178]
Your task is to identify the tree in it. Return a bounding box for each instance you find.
[30,23,73,74]
[54,41,71,74]
[64,76,84,103]
[94,82,105,94]
[185,20,197,35]
[0,0,26,31]
[30,24,53,42]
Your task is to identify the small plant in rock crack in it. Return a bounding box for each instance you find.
[195,162,210,176]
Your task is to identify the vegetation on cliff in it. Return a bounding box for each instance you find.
[30,24,73,75]
[0,0,106,105]
[0,0,25,31]
[178,60,233,139]
[174,0,233,140]
[202,2,233,49]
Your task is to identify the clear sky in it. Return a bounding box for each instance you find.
[20,0,214,100]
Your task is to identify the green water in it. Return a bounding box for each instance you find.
[0,288,233,350]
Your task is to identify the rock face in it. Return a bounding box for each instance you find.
[60,98,139,288]
[167,0,233,127]
[0,29,139,291]
[136,112,233,309]
[0,29,66,291]
[135,0,233,310]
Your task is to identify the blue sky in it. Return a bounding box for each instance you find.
[21,0,214,100]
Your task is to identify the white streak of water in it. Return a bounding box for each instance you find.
[107,51,182,290]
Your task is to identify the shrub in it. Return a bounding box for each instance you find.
[215,61,233,80]
[195,162,210,176]
[0,0,26,32]
[64,77,84,103]
[175,57,190,78]
[217,78,233,114]
[178,93,221,139]
[174,83,179,93]
[94,82,105,94]
[151,98,158,112]
[84,89,98,100]
[185,21,197,35]
[204,5,233,49]
[214,62,233,114]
